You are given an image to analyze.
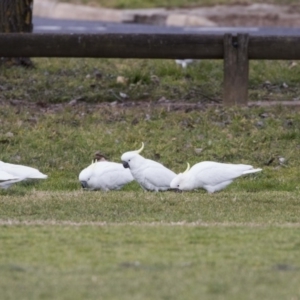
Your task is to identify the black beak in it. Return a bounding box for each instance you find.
[80,181,88,189]
[122,161,130,169]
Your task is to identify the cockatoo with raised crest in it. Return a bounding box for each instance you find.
[121,142,176,192]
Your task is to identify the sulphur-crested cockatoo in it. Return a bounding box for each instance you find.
[0,161,47,189]
[0,170,21,189]
[175,59,194,68]
[79,156,134,191]
[121,142,177,192]
[170,161,262,193]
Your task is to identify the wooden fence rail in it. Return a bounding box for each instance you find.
[1,33,300,105]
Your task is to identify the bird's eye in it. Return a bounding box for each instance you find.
[177,185,180,187]
[128,159,131,162]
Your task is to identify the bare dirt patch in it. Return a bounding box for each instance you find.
[2,219,300,227]
[127,3,300,27]
[1,98,210,116]
[3,98,300,117]
[135,4,300,27]
[200,4,300,27]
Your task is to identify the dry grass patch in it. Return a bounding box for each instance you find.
[1,190,300,224]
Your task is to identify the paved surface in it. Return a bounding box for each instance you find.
[32,0,300,36]
[33,16,300,36]
[33,0,300,28]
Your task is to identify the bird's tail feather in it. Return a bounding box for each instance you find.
[27,173,48,179]
[243,168,262,175]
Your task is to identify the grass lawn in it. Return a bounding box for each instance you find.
[1,223,300,300]
[1,58,300,104]
[1,190,300,300]
[1,55,300,299]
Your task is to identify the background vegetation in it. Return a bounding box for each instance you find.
[1,58,300,104]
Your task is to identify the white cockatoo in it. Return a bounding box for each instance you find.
[170,161,262,193]
[0,170,21,189]
[121,142,177,192]
[79,153,134,191]
[175,59,194,68]
[0,161,48,189]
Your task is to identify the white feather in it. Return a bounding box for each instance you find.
[79,161,134,191]
[0,170,21,189]
[0,170,19,181]
[170,161,262,193]
[0,161,48,179]
[121,146,176,192]
[0,161,47,189]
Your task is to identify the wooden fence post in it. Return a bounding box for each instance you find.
[0,0,34,67]
[223,34,249,106]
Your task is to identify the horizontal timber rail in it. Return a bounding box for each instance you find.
[1,33,300,60]
[1,33,300,105]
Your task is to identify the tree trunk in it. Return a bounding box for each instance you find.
[0,0,34,67]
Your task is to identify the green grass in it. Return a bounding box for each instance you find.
[1,190,300,223]
[1,225,300,300]
[61,0,300,9]
[0,104,300,299]
[1,58,300,104]
[1,56,300,298]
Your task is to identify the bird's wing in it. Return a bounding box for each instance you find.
[145,159,176,174]
[0,162,47,179]
[0,170,23,189]
[192,162,254,186]
[0,170,19,181]
[142,164,176,188]
[93,163,133,189]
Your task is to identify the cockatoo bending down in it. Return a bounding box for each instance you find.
[0,161,48,189]
[170,161,262,193]
[79,154,134,191]
[121,142,177,192]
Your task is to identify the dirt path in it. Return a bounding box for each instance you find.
[34,1,300,27]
